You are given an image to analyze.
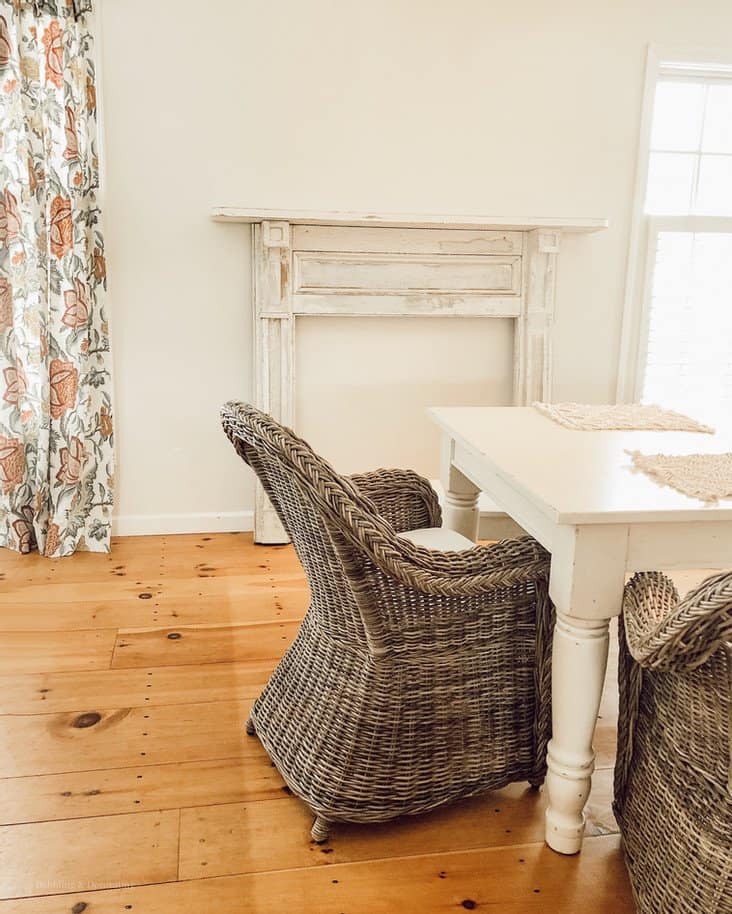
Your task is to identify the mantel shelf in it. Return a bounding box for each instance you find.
[211,206,608,234]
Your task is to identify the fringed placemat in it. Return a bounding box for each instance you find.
[627,451,732,503]
[533,402,714,433]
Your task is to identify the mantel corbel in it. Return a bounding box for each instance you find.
[252,221,295,542]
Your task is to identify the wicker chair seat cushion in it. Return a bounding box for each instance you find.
[398,527,475,552]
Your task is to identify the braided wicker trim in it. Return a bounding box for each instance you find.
[534,402,714,433]
[348,469,442,530]
[623,570,732,672]
[615,571,732,914]
[221,402,550,595]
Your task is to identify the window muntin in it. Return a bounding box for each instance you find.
[646,77,732,216]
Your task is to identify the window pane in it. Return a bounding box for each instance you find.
[650,80,705,151]
[642,231,732,425]
[645,152,695,214]
[702,83,732,153]
[695,154,732,214]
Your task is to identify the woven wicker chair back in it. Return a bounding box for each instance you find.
[221,401,377,647]
[222,401,553,655]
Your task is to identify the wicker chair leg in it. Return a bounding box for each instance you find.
[245,716,256,736]
[310,815,331,843]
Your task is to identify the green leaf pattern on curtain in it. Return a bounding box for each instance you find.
[0,0,113,557]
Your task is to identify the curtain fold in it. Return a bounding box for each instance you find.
[0,0,113,556]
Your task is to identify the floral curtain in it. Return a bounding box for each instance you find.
[0,0,113,557]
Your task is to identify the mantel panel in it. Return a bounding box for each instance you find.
[295,252,520,295]
[292,225,524,255]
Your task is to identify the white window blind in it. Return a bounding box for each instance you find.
[639,68,732,425]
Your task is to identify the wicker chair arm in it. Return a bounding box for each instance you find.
[623,571,732,672]
[348,527,551,597]
[347,469,442,533]
[220,402,548,597]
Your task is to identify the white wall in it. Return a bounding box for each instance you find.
[99,0,732,532]
[297,317,514,479]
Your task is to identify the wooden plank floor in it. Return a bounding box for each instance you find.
[0,532,650,912]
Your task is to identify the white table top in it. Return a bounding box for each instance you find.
[430,406,732,525]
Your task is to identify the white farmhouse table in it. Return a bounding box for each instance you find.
[429,405,732,855]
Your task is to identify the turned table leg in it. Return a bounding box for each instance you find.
[544,524,627,854]
[544,612,610,854]
[440,436,480,542]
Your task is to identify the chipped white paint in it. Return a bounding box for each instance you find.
[219,210,606,542]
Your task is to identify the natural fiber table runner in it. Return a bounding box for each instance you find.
[533,402,714,434]
[627,451,732,503]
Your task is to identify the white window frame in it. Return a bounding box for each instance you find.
[616,44,732,403]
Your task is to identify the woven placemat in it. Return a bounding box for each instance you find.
[533,402,714,433]
[627,450,732,503]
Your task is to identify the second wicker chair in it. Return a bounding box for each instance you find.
[222,401,554,842]
[615,571,732,913]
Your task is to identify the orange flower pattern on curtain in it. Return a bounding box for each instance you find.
[0,1,113,557]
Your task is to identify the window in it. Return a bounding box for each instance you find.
[618,49,732,425]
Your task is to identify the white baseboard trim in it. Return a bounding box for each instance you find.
[113,510,254,537]
[112,483,523,540]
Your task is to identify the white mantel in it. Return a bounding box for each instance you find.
[212,206,607,234]
[213,207,607,542]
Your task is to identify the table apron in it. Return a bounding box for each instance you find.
[627,521,732,570]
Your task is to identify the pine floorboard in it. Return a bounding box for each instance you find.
[110,619,301,668]
[0,531,644,912]
[0,629,118,675]
[0,658,276,715]
[1,699,262,777]
[0,755,286,826]
[4,835,631,913]
[0,809,180,900]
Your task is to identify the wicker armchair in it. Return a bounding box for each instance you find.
[614,571,732,914]
[221,401,554,842]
